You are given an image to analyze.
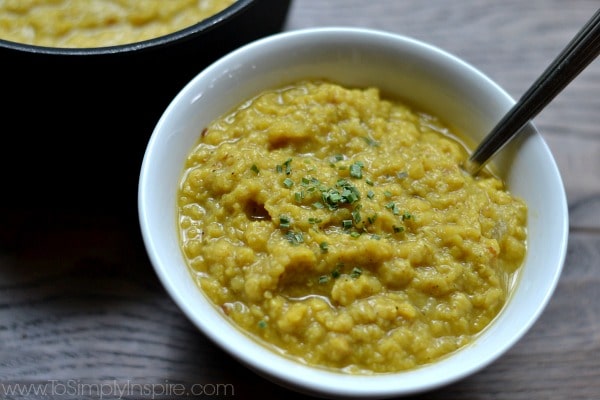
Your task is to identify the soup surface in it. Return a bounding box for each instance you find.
[177,81,527,373]
[0,0,236,47]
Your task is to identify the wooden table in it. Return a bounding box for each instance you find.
[1,1,598,399]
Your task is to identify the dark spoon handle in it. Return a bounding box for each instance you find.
[465,8,600,175]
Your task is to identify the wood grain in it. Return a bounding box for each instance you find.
[1,1,599,399]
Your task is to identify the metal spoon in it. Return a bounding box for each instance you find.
[464,8,600,176]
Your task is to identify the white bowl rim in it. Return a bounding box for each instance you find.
[138,26,569,399]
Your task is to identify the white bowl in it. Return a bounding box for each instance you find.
[138,27,568,398]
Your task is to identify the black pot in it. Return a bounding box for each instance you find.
[1,0,291,216]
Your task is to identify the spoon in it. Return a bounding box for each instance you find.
[464,8,600,176]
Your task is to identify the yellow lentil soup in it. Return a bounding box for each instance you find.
[0,0,236,48]
[177,81,527,373]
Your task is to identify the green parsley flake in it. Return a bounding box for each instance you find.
[283,178,294,188]
[362,136,380,147]
[367,214,378,224]
[349,161,364,179]
[329,154,344,164]
[283,158,293,175]
[385,202,400,215]
[279,215,291,228]
[319,242,329,252]
[350,267,363,278]
[284,231,304,245]
[393,225,405,233]
[332,266,342,279]
[352,209,361,224]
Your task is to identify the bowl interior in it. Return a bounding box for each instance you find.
[138,27,568,398]
[0,0,253,54]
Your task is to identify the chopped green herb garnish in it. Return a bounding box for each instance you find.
[279,215,291,228]
[336,178,347,186]
[343,190,359,204]
[397,171,408,179]
[384,190,392,198]
[342,219,353,229]
[283,178,294,188]
[367,214,378,224]
[362,136,380,147]
[327,191,342,204]
[258,320,267,329]
[385,202,399,215]
[319,242,329,252]
[319,179,360,210]
[366,178,374,186]
[350,267,363,278]
[329,154,344,164]
[331,266,341,279]
[284,230,304,245]
[250,164,259,174]
[312,201,325,209]
[300,176,326,200]
[393,225,405,233]
[318,275,330,284]
[352,209,361,224]
[308,217,322,224]
[283,158,293,175]
[276,164,283,173]
[349,161,364,179]
[402,212,413,220]
[294,191,304,202]
[367,190,375,199]
[350,231,361,238]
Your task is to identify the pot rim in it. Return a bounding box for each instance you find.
[0,0,254,56]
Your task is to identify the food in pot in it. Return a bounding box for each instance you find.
[0,0,236,47]
[177,80,528,373]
